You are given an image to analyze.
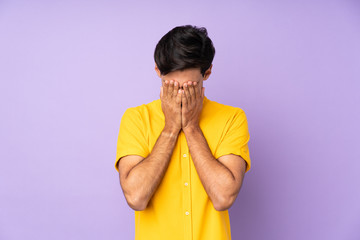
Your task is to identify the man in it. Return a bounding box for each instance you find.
[115,25,251,240]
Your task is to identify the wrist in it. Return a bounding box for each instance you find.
[182,124,201,135]
[163,125,181,138]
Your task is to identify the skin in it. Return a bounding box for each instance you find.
[118,64,247,211]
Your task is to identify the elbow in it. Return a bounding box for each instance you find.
[212,195,236,211]
[125,193,149,211]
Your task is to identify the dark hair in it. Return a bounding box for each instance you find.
[154,25,215,77]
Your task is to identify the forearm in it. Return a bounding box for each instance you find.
[124,126,179,210]
[183,126,238,211]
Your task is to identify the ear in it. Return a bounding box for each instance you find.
[203,64,212,81]
[155,63,161,78]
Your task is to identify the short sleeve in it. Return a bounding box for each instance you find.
[114,108,149,172]
[214,109,251,173]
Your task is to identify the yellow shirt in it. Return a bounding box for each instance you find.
[115,96,251,240]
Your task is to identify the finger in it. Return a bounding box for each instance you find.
[181,89,188,109]
[188,81,196,102]
[173,81,179,99]
[176,88,182,105]
[183,82,191,105]
[160,86,163,98]
[168,80,174,96]
[163,80,169,98]
[193,81,201,98]
[202,87,205,98]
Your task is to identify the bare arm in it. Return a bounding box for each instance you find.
[181,80,247,211]
[118,79,182,211]
[118,127,179,211]
[183,126,247,211]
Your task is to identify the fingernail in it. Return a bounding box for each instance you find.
[174,81,178,86]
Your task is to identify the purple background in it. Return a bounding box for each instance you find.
[1,0,359,239]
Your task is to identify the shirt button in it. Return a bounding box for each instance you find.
[184,182,189,186]
[185,211,190,215]
[183,154,187,157]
